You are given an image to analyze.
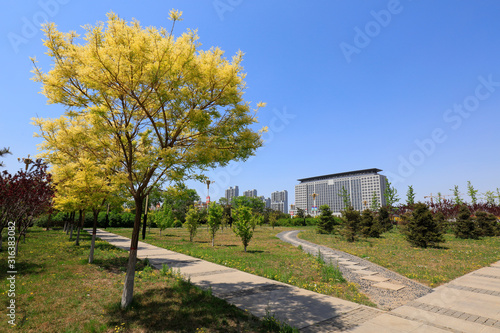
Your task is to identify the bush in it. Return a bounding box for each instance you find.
[341,206,360,242]
[404,203,444,248]
[359,209,381,238]
[475,211,496,237]
[317,205,338,234]
[454,205,478,239]
[377,206,393,232]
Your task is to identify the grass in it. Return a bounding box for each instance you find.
[109,226,374,307]
[0,228,285,332]
[299,227,500,287]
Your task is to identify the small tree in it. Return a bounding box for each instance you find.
[157,205,175,236]
[384,180,400,208]
[317,205,337,234]
[454,205,477,239]
[467,181,478,205]
[207,202,223,246]
[221,205,232,230]
[359,209,380,238]
[184,207,199,242]
[339,186,351,210]
[484,191,496,205]
[341,206,360,242]
[406,185,415,206]
[250,214,263,232]
[376,206,392,232]
[475,211,495,237]
[268,212,278,229]
[404,203,444,248]
[232,206,253,252]
[451,185,463,205]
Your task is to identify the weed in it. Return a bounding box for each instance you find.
[262,310,300,333]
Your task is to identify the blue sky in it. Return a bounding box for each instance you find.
[1,0,499,205]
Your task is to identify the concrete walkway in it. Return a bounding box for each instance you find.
[90,229,500,332]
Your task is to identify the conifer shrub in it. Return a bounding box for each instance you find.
[454,205,478,239]
[377,206,393,232]
[475,211,496,237]
[317,205,338,234]
[341,206,360,242]
[359,209,381,238]
[404,202,444,248]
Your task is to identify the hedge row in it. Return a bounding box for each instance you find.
[273,217,343,227]
[35,211,136,228]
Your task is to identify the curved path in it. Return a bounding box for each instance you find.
[278,230,433,310]
[91,229,500,332]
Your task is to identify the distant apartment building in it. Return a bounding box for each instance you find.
[243,189,258,198]
[271,190,288,214]
[225,186,239,203]
[260,196,271,209]
[295,168,387,215]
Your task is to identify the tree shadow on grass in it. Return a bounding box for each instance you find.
[0,261,45,280]
[105,280,262,333]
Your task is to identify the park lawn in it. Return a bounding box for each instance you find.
[109,226,374,307]
[300,228,500,287]
[0,228,280,333]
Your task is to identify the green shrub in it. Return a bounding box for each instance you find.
[404,203,444,248]
[359,209,381,238]
[454,205,478,239]
[341,206,360,242]
[317,205,338,234]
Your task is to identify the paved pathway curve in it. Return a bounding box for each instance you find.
[279,230,500,332]
[90,229,500,332]
[277,230,432,310]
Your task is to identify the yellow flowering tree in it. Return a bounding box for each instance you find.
[33,115,124,263]
[32,10,265,308]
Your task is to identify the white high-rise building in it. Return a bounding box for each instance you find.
[295,168,387,215]
[225,186,239,203]
[243,189,257,198]
[271,190,288,214]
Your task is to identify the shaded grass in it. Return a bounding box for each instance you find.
[300,228,500,287]
[0,228,277,332]
[110,226,374,307]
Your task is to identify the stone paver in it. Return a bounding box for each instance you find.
[372,282,406,291]
[361,275,390,282]
[352,270,377,276]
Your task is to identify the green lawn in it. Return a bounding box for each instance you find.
[109,226,374,307]
[299,227,500,287]
[0,228,286,332]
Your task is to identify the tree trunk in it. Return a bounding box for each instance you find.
[69,222,74,239]
[142,213,148,240]
[121,196,143,309]
[75,210,84,246]
[46,212,52,231]
[66,212,73,235]
[105,204,109,229]
[89,209,99,263]
[142,196,148,240]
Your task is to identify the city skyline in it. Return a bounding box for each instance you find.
[1,1,499,207]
